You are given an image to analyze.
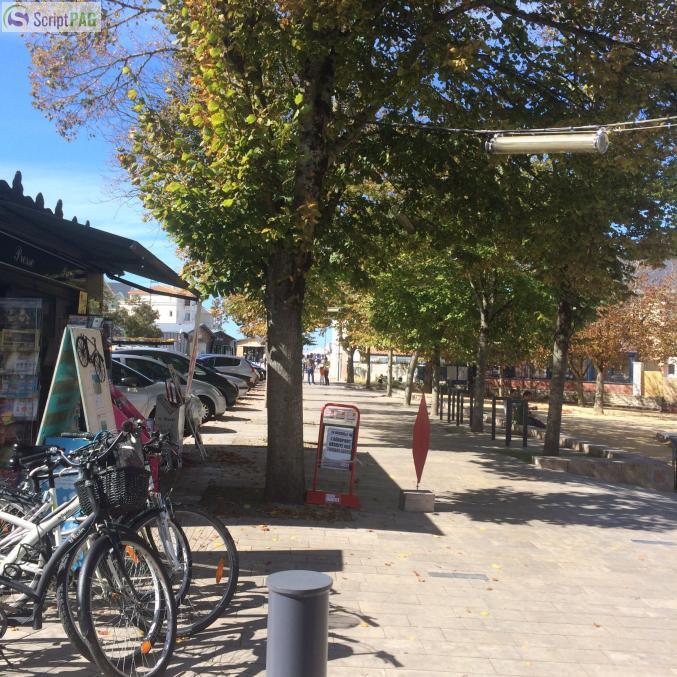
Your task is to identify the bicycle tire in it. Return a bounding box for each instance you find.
[75,335,90,367]
[78,531,176,677]
[129,505,238,636]
[55,537,94,662]
[93,352,107,384]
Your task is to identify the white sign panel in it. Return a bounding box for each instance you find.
[323,406,358,427]
[321,425,354,470]
[72,328,115,433]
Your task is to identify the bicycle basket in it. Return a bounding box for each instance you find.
[76,466,149,516]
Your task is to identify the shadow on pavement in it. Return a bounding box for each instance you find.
[239,549,343,576]
[436,477,677,533]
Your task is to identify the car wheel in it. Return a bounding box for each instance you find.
[198,395,215,422]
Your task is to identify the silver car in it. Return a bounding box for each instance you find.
[111,356,227,420]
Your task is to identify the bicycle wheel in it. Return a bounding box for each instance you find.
[75,335,90,367]
[55,537,94,662]
[92,352,107,384]
[131,505,238,636]
[78,532,176,676]
[133,510,192,608]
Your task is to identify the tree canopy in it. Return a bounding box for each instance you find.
[27,0,677,498]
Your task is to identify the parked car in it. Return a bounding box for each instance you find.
[198,354,259,385]
[111,360,225,423]
[113,348,242,406]
[246,359,266,380]
[112,355,227,420]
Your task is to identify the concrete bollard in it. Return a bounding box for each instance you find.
[266,570,333,677]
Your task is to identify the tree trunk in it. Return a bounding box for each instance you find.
[431,346,441,415]
[365,347,372,389]
[544,299,574,456]
[575,379,586,407]
[264,248,307,503]
[346,346,356,384]
[386,348,393,397]
[405,350,419,406]
[593,363,605,414]
[568,356,587,407]
[472,310,489,432]
[423,359,433,393]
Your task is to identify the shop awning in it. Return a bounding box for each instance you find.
[0,199,191,293]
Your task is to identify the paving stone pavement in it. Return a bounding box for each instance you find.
[5,383,677,676]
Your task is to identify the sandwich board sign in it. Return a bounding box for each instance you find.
[38,327,115,442]
[306,403,360,508]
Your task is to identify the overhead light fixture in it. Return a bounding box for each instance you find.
[485,129,609,155]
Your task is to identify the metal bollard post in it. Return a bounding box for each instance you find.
[522,398,529,448]
[491,396,496,440]
[469,392,474,427]
[459,393,464,425]
[267,570,333,677]
[505,397,512,447]
[447,388,451,423]
[451,390,455,422]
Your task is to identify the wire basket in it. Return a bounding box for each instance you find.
[76,466,149,517]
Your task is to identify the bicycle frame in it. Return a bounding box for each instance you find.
[0,497,80,574]
[0,508,99,630]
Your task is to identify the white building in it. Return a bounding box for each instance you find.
[118,284,213,348]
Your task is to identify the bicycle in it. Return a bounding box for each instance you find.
[75,334,107,384]
[57,426,238,649]
[0,428,177,676]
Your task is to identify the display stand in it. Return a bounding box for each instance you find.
[306,403,361,508]
[0,299,42,464]
[37,327,115,442]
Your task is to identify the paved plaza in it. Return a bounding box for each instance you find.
[5,384,677,676]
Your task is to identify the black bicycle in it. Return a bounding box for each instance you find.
[75,334,107,384]
[0,428,176,676]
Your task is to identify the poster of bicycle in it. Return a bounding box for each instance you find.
[38,327,115,441]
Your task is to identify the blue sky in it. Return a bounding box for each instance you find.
[0,33,332,347]
[0,33,248,334]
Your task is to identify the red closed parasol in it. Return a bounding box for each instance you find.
[412,394,430,488]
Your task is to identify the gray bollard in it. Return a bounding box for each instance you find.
[266,570,333,677]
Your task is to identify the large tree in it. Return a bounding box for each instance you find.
[29,1,675,498]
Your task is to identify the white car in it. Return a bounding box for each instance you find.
[111,359,226,422]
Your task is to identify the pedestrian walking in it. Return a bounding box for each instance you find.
[305,355,315,384]
[322,357,330,385]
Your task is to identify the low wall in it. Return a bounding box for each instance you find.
[483,377,670,411]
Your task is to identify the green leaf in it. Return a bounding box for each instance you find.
[221,198,235,207]
[126,89,138,101]
[245,114,256,124]
[210,110,225,126]
[165,182,183,193]
[294,93,303,105]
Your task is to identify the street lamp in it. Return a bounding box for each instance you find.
[485,129,609,155]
